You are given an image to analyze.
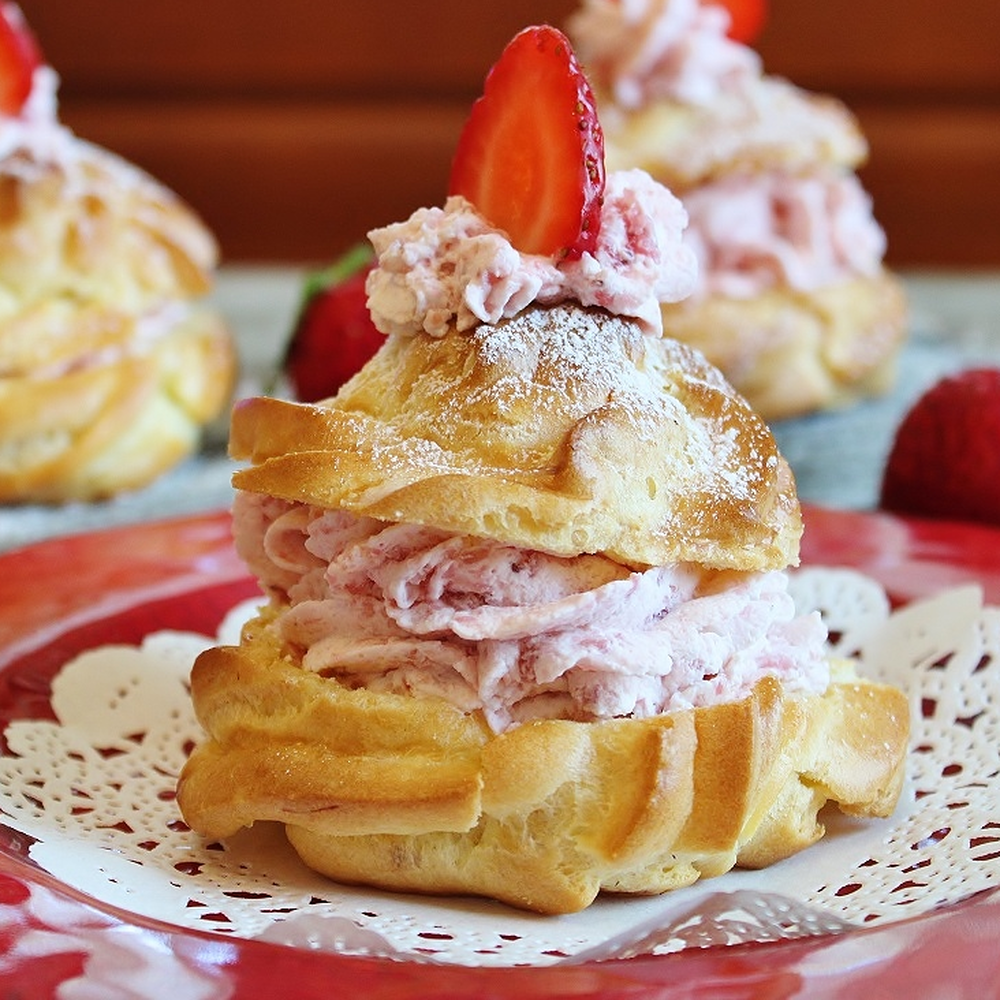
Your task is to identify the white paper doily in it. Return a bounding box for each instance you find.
[1,568,998,967]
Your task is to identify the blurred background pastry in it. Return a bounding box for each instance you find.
[567,0,907,420]
[0,4,235,503]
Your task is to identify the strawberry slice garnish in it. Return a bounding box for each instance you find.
[712,0,768,44]
[282,244,384,402]
[448,24,605,260]
[0,4,42,116]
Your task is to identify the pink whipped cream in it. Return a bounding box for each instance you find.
[567,0,759,110]
[365,168,697,339]
[1,38,167,191]
[235,492,830,734]
[0,57,155,207]
[684,169,888,298]
[0,62,77,164]
[567,2,887,297]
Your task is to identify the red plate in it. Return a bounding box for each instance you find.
[1,506,1000,999]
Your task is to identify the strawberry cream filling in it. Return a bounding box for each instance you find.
[365,168,697,340]
[567,0,888,299]
[684,170,888,299]
[235,492,830,734]
[567,0,760,110]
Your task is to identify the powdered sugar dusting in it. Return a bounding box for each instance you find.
[333,301,788,540]
[466,306,678,443]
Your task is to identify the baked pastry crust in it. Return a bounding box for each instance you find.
[599,78,906,421]
[603,77,868,190]
[660,271,908,421]
[178,617,909,914]
[0,308,235,501]
[230,304,801,572]
[0,142,235,502]
[178,302,909,913]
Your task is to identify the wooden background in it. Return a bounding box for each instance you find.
[18,0,1000,268]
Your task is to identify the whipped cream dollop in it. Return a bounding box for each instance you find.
[0,53,214,267]
[1,43,151,188]
[685,169,888,298]
[0,64,78,165]
[236,494,830,735]
[567,0,759,110]
[568,1,887,297]
[365,168,697,339]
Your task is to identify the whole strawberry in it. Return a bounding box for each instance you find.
[880,367,1000,526]
[282,244,384,402]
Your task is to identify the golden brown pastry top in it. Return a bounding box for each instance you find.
[232,303,802,571]
[0,141,218,378]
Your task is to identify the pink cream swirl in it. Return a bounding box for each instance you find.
[235,494,830,735]
[567,0,760,110]
[684,169,888,298]
[0,61,79,164]
[365,168,697,339]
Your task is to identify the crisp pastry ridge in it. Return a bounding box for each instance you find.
[230,304,801,572]
[180,611,908,914]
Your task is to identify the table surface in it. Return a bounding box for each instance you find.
[2,268,999,554]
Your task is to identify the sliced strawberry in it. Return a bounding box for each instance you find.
[448,24,605,260]
[0,4,42,116]
[282,243,384,402]
[712,0,768,44]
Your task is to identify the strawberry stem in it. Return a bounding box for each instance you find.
[300,242,375,307]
